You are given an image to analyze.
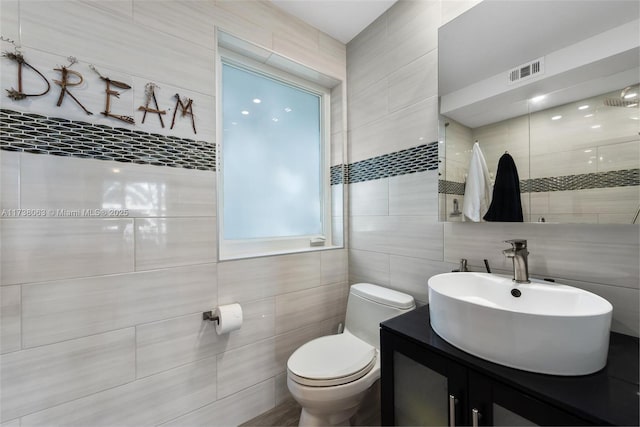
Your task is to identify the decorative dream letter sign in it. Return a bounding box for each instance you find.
[90,64,135,125]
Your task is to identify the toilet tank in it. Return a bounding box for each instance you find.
[344,283,415,348]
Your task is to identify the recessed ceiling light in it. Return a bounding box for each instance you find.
[551,115,562,120]
[253,98,261,104]
[578,105,589,110]
[241,110,249,115]
[584,149,592,153]
[112,168,121,173]
[284,107,292,113]
[624,92,637,99]
[591,124,601,129]
[584,114,594,118]
[531,95,546,103]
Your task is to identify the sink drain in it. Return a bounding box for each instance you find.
[511,288,522,297]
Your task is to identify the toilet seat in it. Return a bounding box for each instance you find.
[287,333,377,387]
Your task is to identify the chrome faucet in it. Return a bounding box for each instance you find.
[503,239,530,283]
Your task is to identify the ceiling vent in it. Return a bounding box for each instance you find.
[507,57,544,85]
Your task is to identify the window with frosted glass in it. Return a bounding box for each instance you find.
[221,63,322,240]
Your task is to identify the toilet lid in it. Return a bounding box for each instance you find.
[287,333,376,387]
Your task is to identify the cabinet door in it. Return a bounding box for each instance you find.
[381,330,467,426]
[468,371,591,426]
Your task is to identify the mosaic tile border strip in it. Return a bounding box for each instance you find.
[440,169,639,195]
[439,180,465,195]
[346,142,439,184]
[330,164,344,185]
[1,109,216,171]
[522,169,639,192]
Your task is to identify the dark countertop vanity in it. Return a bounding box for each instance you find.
[380,305,639,426]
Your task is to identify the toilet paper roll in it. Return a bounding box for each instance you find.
[214,303,243,335]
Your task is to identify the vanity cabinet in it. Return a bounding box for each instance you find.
[380,305,639,427]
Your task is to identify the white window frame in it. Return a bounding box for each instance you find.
[216,48,334,260]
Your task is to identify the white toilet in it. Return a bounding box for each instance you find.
[287,283,415,426]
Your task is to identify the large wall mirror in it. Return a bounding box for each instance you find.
[438,0,639,224]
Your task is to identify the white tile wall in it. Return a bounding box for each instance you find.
[389,171,439,217]
[349,179,389,216]
[1,1,348,425]
[1,218,135,285]
[21,357,217,427]
[136,298,274,378]
[134,217,217,270]
[347,0,639,344]
[275,283,347,334]
[0,151,19,210]
[19,153,217,217]
[161,378,275,427]
[217,252,322,304]
[0,328,135,422]
[0,286,21,354]
[22,263,217,347]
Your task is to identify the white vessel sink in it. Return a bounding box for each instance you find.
[428,272,613,376]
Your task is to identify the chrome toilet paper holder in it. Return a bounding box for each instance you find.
[202,311,219,323]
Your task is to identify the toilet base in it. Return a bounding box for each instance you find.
[298,406,357,426]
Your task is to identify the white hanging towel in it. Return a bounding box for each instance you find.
[462,142,492,222]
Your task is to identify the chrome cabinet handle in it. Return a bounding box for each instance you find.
[448,394,458,427]
[472,408,482,427]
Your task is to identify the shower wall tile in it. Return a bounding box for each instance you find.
[0,285,21,354]
[0,328,135,422]
[530,148,597,179]
[547,187,639,216]
[275,283,347,334]
[136,298,274,378]
[1,218,134,286]
[21,357,217,427]
[20,153,217,217]
[389,171,439,217]
[349,249,390,286]
[161,378,275,427]
[321,249,348,285]
[217,252,321,304]
[597,140,640,172]
[349,178,389,216]
[350,215,444,261]
[21,263,217,347]
[135,217,218,270]
[0,151,19,210]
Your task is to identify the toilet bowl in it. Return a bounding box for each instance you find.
[287,283,415,426]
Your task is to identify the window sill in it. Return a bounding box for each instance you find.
[218,244,343,262]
